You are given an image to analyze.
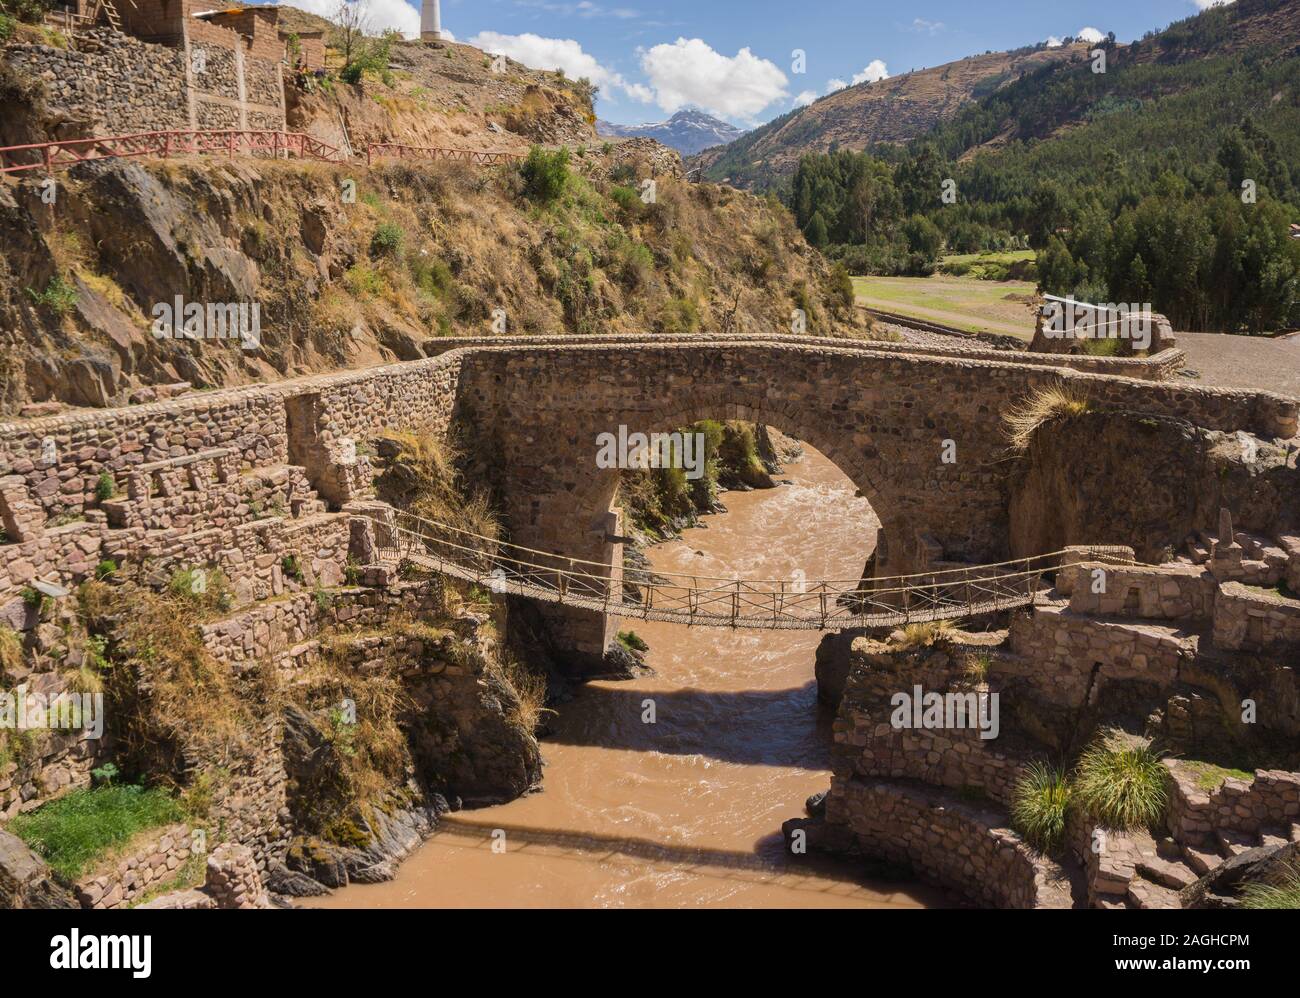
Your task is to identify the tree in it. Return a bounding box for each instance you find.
[333,0,370,71]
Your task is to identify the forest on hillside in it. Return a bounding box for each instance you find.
[786,0,1300,333]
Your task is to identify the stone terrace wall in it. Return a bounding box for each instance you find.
[1213,582,1300,652]
[1165,762,1300,846]
[1062,562,1217,623]
[4,31,189,136]
[199,580,446,673]
[825,775,1072,908]
[0,387,288,521]
[74,822,192,909]
[1007,604,1195,707]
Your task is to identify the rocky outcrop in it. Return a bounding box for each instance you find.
[1010,410,1299,564]
[0,829,78,909]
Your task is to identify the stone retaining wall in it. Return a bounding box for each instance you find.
[74,822,192,909]
[1165,762,1300,846]
[198,580,446,672]
[1062,562,1217,623]
[4,31,189,135]
[825,775,1072,908]
[1212,582,1300,652]
[1006,604,1195,706]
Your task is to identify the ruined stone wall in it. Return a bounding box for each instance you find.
[199,581,447,672]
[2,20,286,138]
[0,387,288,522]
[1006,604,1193,707]
[1213,582,1300,652]
[1062,562,1217,622]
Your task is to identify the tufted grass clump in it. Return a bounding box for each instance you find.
[1003,380,1092,451]
[895,619,959,649]
[1011,761,1073,852]
[1073,733,1169,830]
[1239,860,1300,910]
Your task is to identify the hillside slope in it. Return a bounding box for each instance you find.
[694,42,1089,190]
[0,150,865,414]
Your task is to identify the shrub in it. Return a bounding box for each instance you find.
[94,471,115,503]
[618,630,649,653]
[25,274,79,315]
[94,559,117,581]
[1011,761,1073,851]
[1003,380,1092,451]
[281,554,304,583]
[0,12,16,40]
[520,145,570,204]
[9,784,183,880]
[1073,732,1169,829]
[660,297,700,335]
[827,262,856,315]
[167,566,234,614]
[609,184,643,220]
[0,625,22,677]
[370,221,403,257]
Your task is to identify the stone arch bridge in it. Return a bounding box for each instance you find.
[1,332,1294,671]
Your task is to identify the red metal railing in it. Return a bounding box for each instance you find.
[0,129,345,175]
[366,143,521,167]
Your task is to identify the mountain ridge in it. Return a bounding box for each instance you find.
[598,109,746,156]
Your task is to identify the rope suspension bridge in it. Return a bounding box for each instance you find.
[367,510,1132,632]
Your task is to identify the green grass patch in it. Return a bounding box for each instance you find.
[617,630,649,653]
[1182,760,1254,793]
[852,273,1037,339]
[9,785,183,881]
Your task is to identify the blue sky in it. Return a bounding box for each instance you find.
[324,0,1237,126]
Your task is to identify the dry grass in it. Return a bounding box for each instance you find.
[375,426,501,545]
[1003,380,1092,451]
[78,580,255,767]
[496,652,551,733]
[0,625,22,679]
[894,619,960,649]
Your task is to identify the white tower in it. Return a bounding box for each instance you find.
[420,0,442,42]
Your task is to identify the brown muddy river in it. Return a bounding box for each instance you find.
[312,447,946,908]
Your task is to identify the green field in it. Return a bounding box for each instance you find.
[853,273,1038,340]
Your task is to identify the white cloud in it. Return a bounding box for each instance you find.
[910,18,945,34]
[1044,35,1063,48]
[287,0,420,39]
[1077,26,1105,43]
[851,60,889,85]
[793,89,818,107]
[468,30,641,99]
[638,38,788,121]
[1193,0,1234,8]
[827,78,848,93]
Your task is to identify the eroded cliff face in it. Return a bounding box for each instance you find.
[0,150,865,415]
[1008,410,1299,563]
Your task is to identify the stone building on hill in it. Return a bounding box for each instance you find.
[12,0,319,134]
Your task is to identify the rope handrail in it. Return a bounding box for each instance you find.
[380,508,1133,588]
[364,514,1110,630]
